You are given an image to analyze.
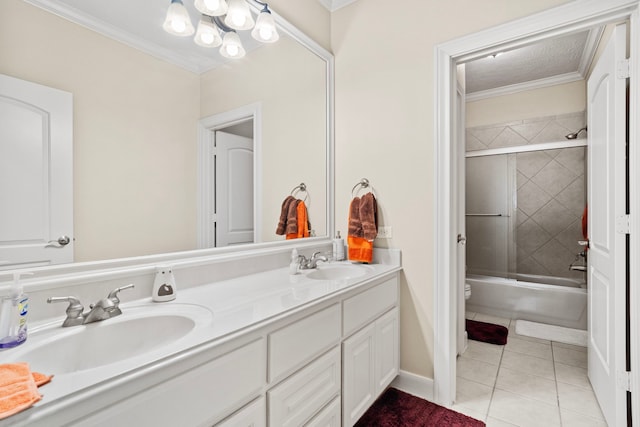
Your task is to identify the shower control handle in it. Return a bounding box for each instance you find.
[457,234,466,245]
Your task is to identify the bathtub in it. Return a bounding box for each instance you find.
[465,274,587,330]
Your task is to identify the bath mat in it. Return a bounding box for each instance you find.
[466,319,508,345]
[515,320,587,347]
[355,387,485,427]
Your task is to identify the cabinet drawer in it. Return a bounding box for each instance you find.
[268,347,340,427]
[216,396,265,427]
[269,303,341,382]
[74,339,266,427]
[305,396,341,427]
[343,277,398,337]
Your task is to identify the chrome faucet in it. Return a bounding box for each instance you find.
[48,284,135,327]
[299,251,329,270]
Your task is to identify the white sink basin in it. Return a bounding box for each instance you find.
[4,303,213,375]
[306,263,370,281]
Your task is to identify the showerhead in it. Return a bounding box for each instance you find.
[565,127,587,140]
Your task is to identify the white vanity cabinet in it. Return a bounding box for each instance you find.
[72,338,266,427]
[267,304,342,427]
[342,277,400,427]
[11,268,400,427]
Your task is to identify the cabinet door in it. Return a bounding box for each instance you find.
[305,397,341,427]
[342,323,376,427]
[268,348,340,427]
[375,308,399,393]
[216,397,265,427]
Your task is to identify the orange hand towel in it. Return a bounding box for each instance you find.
[286,200,310,240]
[348,192,378,263]
[0,363,45,420]
[32,372,53,387]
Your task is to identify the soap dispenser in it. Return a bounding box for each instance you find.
[333,231,344,261]
[0,272,32,349]
[152,265,176,302]
[289,249,300,275]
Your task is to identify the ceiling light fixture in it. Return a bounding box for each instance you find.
[163,0,279,59]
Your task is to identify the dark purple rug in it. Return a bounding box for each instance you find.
[355,388,485,427]
[466,319,508,345]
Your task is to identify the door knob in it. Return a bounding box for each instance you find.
[46,235,71,248]
[457,234,467,245]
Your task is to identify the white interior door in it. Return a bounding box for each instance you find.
[587,23,628,426]
[215,131,254,247]
[0,74,73,270]
[455,67,467,356]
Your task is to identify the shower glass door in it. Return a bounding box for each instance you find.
[465,154,516,278]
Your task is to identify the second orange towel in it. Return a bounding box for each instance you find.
[0,363,53,420]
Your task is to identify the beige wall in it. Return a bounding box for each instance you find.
[268,0,331,51]
[1,0,201,262]
[466,80,586,128]
[200,36,327,241]
[331,0,573,379]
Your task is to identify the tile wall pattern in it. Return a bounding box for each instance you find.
[466,112,586,281]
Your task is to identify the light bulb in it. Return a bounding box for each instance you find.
[224,0,254,30]
[220,31,245,58]
[204,0,219,9]
[172,20,187,33]
[231,13,246,27]
[251,8,278,43]
[163,0,195,36]
[201,33,214,44]
[259,27,272,40]
[226,44,239,57]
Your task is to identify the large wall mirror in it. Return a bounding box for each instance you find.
[0,0,333,273]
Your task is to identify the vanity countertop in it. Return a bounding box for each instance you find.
[0,257,401,425]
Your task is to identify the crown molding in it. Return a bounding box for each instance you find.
[23,0,213,73]
[317,0,359,12]
[578,26,604,76]
[466,71,584,102]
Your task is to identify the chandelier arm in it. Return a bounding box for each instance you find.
[212,15,235,33]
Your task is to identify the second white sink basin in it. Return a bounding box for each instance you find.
[4,303,213,375]
[306,263,370,281]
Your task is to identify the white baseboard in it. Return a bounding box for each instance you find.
[390,370,434,401]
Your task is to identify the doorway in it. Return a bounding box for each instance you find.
[433,1,639,426]
[197,103,262,249]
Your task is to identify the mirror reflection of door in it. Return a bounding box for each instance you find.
[214,122,254,247]
[0,74,73,270]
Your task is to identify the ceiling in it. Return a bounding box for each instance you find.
[25,0,602,95]
[464,28,602,101]
[24,0,266,73]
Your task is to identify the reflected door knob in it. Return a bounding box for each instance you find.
[47,235,71,248]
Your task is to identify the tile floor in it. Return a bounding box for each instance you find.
[450,312,607,427]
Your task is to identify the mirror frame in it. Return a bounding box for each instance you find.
[0,1,334,281]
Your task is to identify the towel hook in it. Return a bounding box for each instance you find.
[290,182,309,203]
[351,178,375,198]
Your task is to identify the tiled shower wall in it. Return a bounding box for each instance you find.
[466,112,587,281]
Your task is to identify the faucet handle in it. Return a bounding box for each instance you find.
[47,296,84,327]
[107,284,135,306]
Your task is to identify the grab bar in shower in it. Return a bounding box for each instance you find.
[466,213,510,217]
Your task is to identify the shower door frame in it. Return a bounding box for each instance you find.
[433,0,640,420]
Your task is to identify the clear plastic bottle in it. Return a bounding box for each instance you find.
[0,272,31,349]
[333,231,344,261]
